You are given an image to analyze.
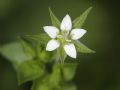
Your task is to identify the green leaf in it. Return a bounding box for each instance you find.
[19,37,35,59]
[17,60,44,85]
[24,34,50,45]
[0,42,33,69]
[49,8,60,28]
[73,7,92,28]
[32,65,62,90]
[63,64,77,81]
[74,41,95,53]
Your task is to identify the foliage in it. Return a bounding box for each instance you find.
[0,7,95,90]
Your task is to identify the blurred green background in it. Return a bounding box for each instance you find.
[0,0,120,90]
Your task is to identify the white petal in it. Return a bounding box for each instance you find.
[60,14,72,31]
[64,43,76,58]
[70,29,87,40]
[46,39,60,51]
[43,26,59,38]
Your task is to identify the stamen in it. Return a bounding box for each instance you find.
[57,35,63,38]
[66,39,71,42]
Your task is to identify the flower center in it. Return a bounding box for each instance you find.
[57,31,71,43]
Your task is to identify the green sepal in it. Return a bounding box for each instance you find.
[49,8,60,28]
[57,46,67,64]
[73,7,92,28]
[17,60,44,85]
[74,40,95,53]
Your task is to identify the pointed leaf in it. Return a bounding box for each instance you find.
[58,46,67,64]
[73,7,92,28]
[19,37,35,59]
[74,40,95,53]
[23,34,50,45]
[0,42,33,69]
[17,60,44,85]
[49,8,60,28]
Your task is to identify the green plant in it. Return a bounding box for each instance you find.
[0,7,95,90]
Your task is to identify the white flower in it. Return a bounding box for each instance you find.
[43,14,86,58]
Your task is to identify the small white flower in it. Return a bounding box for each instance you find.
[43,14,87,58]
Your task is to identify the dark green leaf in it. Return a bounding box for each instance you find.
[17,60,44,85]
[49,8,60,28]
[32,65,62,90]
[63,64,77,81]
[0,42,33,69]
[24,34,50,45]
[19,37,35,59]
[74,40,95,53]
[73,7,92,28]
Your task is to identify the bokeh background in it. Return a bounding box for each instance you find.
[0,0,120,90]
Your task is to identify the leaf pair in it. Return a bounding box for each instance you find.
[0,40,44,85]
[31,64,61,90]
[31,64,77,90]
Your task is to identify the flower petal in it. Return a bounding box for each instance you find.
[60,14,72,31]
[70,29,87,40]
[43,26,59,38]
[64,43,76,58]
[46,39,60,51]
